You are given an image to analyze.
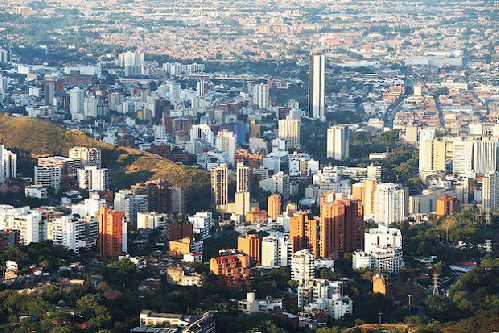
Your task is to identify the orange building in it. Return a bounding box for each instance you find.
[98,208,126,263]
[246,208,268,224]
[320,192,363,259]
[373,274,391,295]
[436,195,461,216]
[289,211,319,257]
[237,234,262,265]
[210,254,252,289]
[268,194,281,221]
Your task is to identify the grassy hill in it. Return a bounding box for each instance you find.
[0,116,210,195]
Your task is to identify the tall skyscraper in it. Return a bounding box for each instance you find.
[473,138,498,175]
[320,192,363,259]
[308,53,325,120]
[453,140,474,175]
[98,208,127,262]
[236,163,249,192]
[211,164,228,211]
[327,125,350,159]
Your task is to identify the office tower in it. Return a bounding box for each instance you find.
[211,164,228,211]
[268,194,282,221]
[278,116,301,149]
[70,87,84,118]
[119,51,144,77]
[320,192,363,259]
[453,140,474,175]
[482,171,499,211]
[98,208,127,262]
[77,166,108,191]
[69,147,102,169]
[238,234,262,266]
[374,183,408,225]
[473,138,498,175]
[308,53,325,119]
[235,191,251,216]
[114,190,148,229]
[252,82,269,109]
[418,128,435,175]
[131,179,172,214]
[289,211,319,257]
[327,125,350,159]
[215,130,237,167]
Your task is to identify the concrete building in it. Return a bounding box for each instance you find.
[188,212,213,240]
[308,53,325,120]
[78,166,108,191]
[278,116,301,149]
[98,208,127,262]
[52,215,98,253]
[289,211,319,257]
[69,147,102,169]
[215,130,236,167]
[237,233,262,265]
[34,165,61,190]
[298,279,353,319]
[137,212,168,229]
[291,249,315,284]
[261,234,290,267]
[374,183,407,225]
[114,190,148,229]
[268,194,282,221]
[211,164,228,211]
[482,171,499,211]
[327,125,349,160]
[252,83,269,109]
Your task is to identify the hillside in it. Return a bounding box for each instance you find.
[0,116,210,192]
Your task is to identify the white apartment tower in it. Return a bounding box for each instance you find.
[215,130,236,167]
[374,183,407,225]
[327,125,350,160]
[70,87,84,118]
[69,147,102,169]
[252,83,269,109]
[77,166,108,191]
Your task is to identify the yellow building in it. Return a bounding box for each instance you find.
[169,237,191,255]
[238,234,261,265]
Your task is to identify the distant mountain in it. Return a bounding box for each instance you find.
[0,115,210,192]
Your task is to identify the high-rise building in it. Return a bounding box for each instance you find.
[84,94,98,118]
[453,140,474,175]
[236,163,249,192]
[291,249,315,284]
[289,211,319,257]
[482,171,499,211]
[308,53,325,120]
[119,51,144,77]
[52,215,98,253]
[418,128,435,175]
[34,165,62,190]
[215,130,236,167]
[374,183,408,225]
[131,179,172,214]
[278,116,301,149]
[320,192,363,259]
[268,194,282,221]
[98,208,127,262]
[473,138,498,175]
[419,138,448,177]
[238,234,262,266]
[235,191,251,216]
[69,147,102,169]
[171,186,186,214]
[77,166,108,191]
[363,178,377,219]
[261,234,290,267]
[327,125,349,160]
[436,195,461,216]
[210,254,251,289]
[211,164,228,211]
[70,87,84,118]
[44,76,56,106]
[252,83,269,109]
[114,190,148,229]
